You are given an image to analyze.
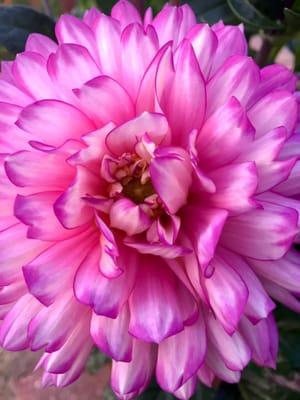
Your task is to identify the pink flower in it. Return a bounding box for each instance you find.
[0,1,299,398]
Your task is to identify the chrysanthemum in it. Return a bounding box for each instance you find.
[0,1,299,398]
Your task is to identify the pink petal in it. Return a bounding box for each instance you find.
[129,257,197,343]
[94,14,121,80]
[120,23,158,100]
[12,52,57,99]
[28,293,87,352]
[248,90,297,138]
[156,313,206,392]
[150,147,192,214]
[55,15,99,63]
[152,4,196,47]
[54,166,100,229]
[91,304,133,362]
[173,375,197,400]
[47,44,100,103]
[106,112,169,155]
[183,205,228,276]
[111,340,156,399]
[248,248,300,293]
[206,56,260,116]
[14,192,85,241]
[124,240,192,258]
[274,160,300,196]
[0,223,50,286]
[187,24,218,79]
[205,162,258,214]
[23,229,96,305]
[4,141,79,189]
[240,315,278,368]
[197,97,254,170]
[221,202,298,260]
[204,255,249,334]
[219,248,275,323]
[25,33,58,59]
[0,79,33,106]
[74,76,134,126]
[158,40,206,145]
[16,100,95,147]
[0,294,42,350]
[206,313,251,371]
[110,198,151,236]
[74,244,137,318]
[210,25,247,76]
[205,345,241,384]
[111,0,142,28]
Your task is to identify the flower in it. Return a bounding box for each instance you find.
[0,1,299,398]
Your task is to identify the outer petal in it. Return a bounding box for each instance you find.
[204,255,249,334]
[248,90,297,138]
[157,40,206,145]
[55,15,98,63]
[0,294,42,350]
[111,340,156,400]
[14,192,85,241]
[248,248,300,293]
[74,244,137,318]
[205,162,258,214]
[0,223,50,286]
[156,313,206,392]
[210,25,247,76]
[206,56,260,116]
[221,202,298,260]
[183,205,228,276]
[54,166,100,229]
[16,100,95,146]
[219,248,275,323]
[206,313,251,371]
[12,52,57,99]
[23,229,96,306]
[240,315,278,368]
[173,376,197,400]
[25,33,58,58]
[187,24,218,79]
[74,76,134,126]
[129,257,198,343]
[91,304,133,362]
[197,97,254,170]
[152,4,196,47]
[47,44,101,102]
[120,23,159,100]
[111,0,142,29]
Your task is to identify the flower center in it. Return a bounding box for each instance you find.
[122,177,155,204]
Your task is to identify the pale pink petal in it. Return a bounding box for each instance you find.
[204,255,249,334]
[156,313,206,392]
[111,340,156,400]
[91,304,133,362]
[206,56,260,116]
[150,147,192,214]
[16,100,95,146]
[25,33,58,58]
[74,76,134,126]
[111,0,142,28]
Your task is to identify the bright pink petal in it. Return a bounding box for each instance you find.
[25,33,58,58]
[111,0,142,28]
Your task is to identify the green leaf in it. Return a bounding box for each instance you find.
[284,7,300,34]
[227,0,284,30]
[0,5,55,54]
[188,0,238,25]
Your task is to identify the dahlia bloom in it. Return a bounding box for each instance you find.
[0,1,300,398]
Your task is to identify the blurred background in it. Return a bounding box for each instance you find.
[0,0,299,399]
